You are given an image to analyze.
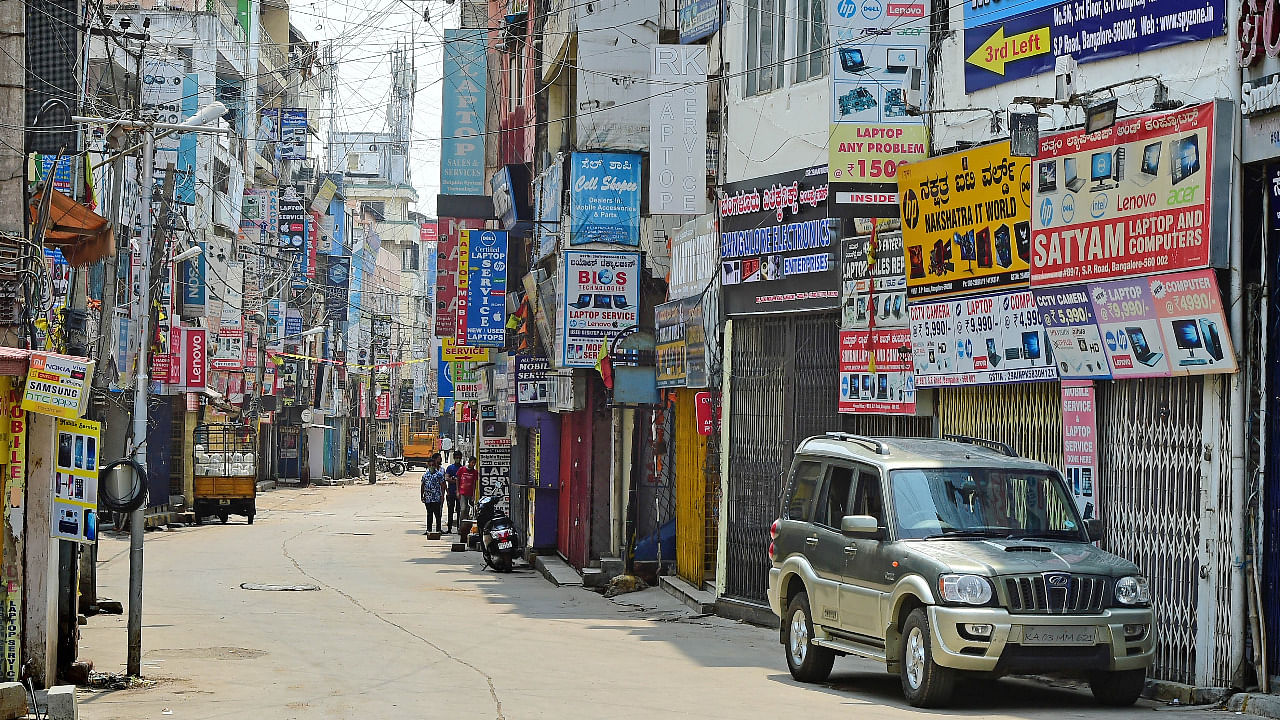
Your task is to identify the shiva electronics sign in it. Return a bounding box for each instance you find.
[909,289,1059,387]
[1030,102,1232,287]
[899,141,1032,299]
[719,165,839,315]
[1033,268,1237,379]
[828,0,928,183]
[650,45,707,215]
[441,29,488,194]
[560,251,641,368]
[963,0,1225,92]
[570,153,642,245]
[838,328,916,414]
[463,229,508,347]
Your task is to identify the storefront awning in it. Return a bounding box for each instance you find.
[30,188,114,267]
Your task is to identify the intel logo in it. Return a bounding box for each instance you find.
[1091,193,1107,219]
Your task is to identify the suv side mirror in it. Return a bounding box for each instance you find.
[1085,518,1103,542]
[841,515,883,539]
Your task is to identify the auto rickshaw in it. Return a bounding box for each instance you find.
[192,423,257,524]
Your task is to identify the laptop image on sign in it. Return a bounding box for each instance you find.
[1064,157,1086,192]
[1171,134,1201,185]
[1131,142,1162,186]
[839,47,876,74]
[1125,326,1164,367]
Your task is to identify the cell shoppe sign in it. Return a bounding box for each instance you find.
[1030,101,1232,287]
[719,165,839,315]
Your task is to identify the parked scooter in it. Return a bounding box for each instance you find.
[474,495,522,573]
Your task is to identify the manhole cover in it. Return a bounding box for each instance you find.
[239,583,319,592]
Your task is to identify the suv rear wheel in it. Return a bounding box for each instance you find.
[1088,669,1145,706]
[900,608,955,707]
[784,592,834,683]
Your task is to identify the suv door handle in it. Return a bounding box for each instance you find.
[805,536,819,546]
[844,545,858,555]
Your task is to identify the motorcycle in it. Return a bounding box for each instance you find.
[474,495,522,573]
[359,455,407,480]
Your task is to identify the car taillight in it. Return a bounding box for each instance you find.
[770,519,779,539]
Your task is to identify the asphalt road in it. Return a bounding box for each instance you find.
[77,479,1254,719]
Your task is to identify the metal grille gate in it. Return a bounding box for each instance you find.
[1096,377,1203,685]
[939,382,1064,469]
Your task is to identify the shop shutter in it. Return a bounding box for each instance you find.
[938,382,1064,468]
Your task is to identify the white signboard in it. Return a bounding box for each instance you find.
[668,214,717,301]
[576,3,657,151]
[559,251,641,368]
[650,45,707,215]
[909,289,1059,387]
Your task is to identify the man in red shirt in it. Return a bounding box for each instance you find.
[456,456,479,526]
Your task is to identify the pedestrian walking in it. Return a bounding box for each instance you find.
[420,453,445,534]
[444,451,462,533]
[456,456,479,525]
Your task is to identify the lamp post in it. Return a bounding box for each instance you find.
[72,102,229,678]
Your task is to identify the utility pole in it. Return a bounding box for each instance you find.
[367,371,377,484]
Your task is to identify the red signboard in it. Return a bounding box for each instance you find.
[376,390,391,419]
[456,226,471,341]
[837,328,916,415]
[436,218,484,338]
[184,328,207,389]
[1031,102,1224,287]
[694,391,715,435]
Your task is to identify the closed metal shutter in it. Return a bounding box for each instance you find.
[939,382,1064,468]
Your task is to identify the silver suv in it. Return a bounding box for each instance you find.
[767,434,1154,707]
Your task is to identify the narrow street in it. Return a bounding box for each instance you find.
[77,482,1248,720]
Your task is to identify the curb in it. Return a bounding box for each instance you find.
[1228,693,1280,718]
[1142,678,1231,706]
[255,480,277,492]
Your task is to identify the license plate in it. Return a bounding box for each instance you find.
[498,541,513,550]
[1022,625,1097,646]
[219,499,231,505]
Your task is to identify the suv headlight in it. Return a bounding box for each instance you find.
[1115,575,1150,606]
[939,574,993,605]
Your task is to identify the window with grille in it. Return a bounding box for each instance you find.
[402,243,419,271]
[794,0,828,83]
[745,0,786,96]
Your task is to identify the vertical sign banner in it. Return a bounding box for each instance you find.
[479,419,512,515]
[560,251,641,368]
[1061,382,1098,520]
[53,418,100,544]
[321,255,351,317]
[898,141,1032,299]
[456,224,471,340]
[650,46,708,215]
[909,289,1059,387]
[179,242,206,319]
[841,227,908,330]
[441,29,488,194]
[278,108,308,160]
[1031,102,1229,287]
[435,218,480,337]
[534,159,563,261]
[828,0,929,183]
[1,380,25,679]
[464,229,509,347]
[569,153,642,246]
[838,328,916,414]
[668,214,718,300]
[656,301,687,388]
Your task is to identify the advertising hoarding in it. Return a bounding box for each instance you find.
[650,45,708,215]
[838,328,916,415]
[279,108,308,160]
[560,251,641,368]
[463,229,508,347]
[841,227,908,330]
[441,338,490,362]
[570,153,642,246]
[678,0,719,43]
[442,29,488,194]
[899,141,1032,299]
[53,418,100,544]
[515,355,551,404]
[23,353,94,419]
[909,289,1059,387]
[1061,382,1098,519]
[668,214,718,301]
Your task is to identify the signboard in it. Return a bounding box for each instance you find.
[1061,383,1098,520]
[656,301,686,388]
[533,159,563,261]
[678,0,720,43]
[569,152,642,246]
[828,0,929,183]
[668,214,717,301]
[53,418,100,544]
[278,189,308,254]
[899,141,1032,299]
[321,255,351,317]
[516,355,551,404]
[179,241,206,319]
[376,390,391,419]
[719,165,838,315]
[454,363,483,401]
[478,426,512,516]
[22,353,93,419]
[211,326,244,371]
[963,0,1225,93]
[436,218,483,337]
[441,338,490,362]
[279,108,308,160]
[456,222,471,339]
[1031,102,1230,287]
[838,328,916,414]
[909,289,1059,387]
[695,391,715,434]
[560,251,641,368]
[441,29,488,194]
[841,227,908,330]
[464,229,508,347]
[1034,268,1237,379]
[650,46,708,215]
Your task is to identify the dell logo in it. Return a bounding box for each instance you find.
[862,0,883,18]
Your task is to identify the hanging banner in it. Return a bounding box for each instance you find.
[650,45,708,215]
[1031,101,1231,287]
[321,255,350,317]
[464,229,508,347]
[437,350,455,399]
[456,222,471,340]
[559,251,641,368]
[53,418,100,544]
[899,141,1032,299]
[828,0,929,183]
[516,355,551,404]
[441,337,490,362]
[436,218,484,338]
[22,353,94,419]
[569,152,642,246]
[719,165,838,315]
[909,288,1059,387]
[441,29,488,194]
[1061,382,1098,521]
[1033,268,1237,379]
[534,158,563,261]
[279,108,308,160]
[838,328,916,415]
[454,363,483,401]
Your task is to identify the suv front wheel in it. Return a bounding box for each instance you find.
[784,591,834,683]
[1089,669,1145,706]
[900,608,955,707]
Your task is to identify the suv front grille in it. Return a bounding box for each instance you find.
[1003,574,1108,614]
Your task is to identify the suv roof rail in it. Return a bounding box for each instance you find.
[823,432,889,455]
[943,434,1018,457]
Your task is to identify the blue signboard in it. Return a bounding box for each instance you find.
[678,0,720,43]
[38,155,73,194]
[569,152,641,246]
[964,0,1225,93]
[534,158,562,261]
[465,229,508,347]
[284,311,303,338]
[441,29,488,194]
[176,74,198,204]
[322,255,350,316]
[266,299,284,340]
[437,349,454,399]
[181,241,206,312]
[279,108,308,160]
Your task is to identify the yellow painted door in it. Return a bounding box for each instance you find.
[675,389,709,585]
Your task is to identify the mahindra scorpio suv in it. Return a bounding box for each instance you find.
[767,434,1154,708]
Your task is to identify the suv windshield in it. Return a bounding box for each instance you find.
[890,468,1084,541]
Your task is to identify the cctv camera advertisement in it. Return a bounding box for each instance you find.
[559,251,641,368]
[898,141,1033,300]
[909,289,1059,388]
[1034,269,1236,379]
[1030,102,1230,288]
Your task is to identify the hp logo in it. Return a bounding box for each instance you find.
[1038,197,1054,226]
[837,0,858,17]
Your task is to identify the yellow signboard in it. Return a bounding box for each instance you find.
[441,337,490,363]
[898,141,1032,299]
[829,125,928,184]
[21,353,94,420]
